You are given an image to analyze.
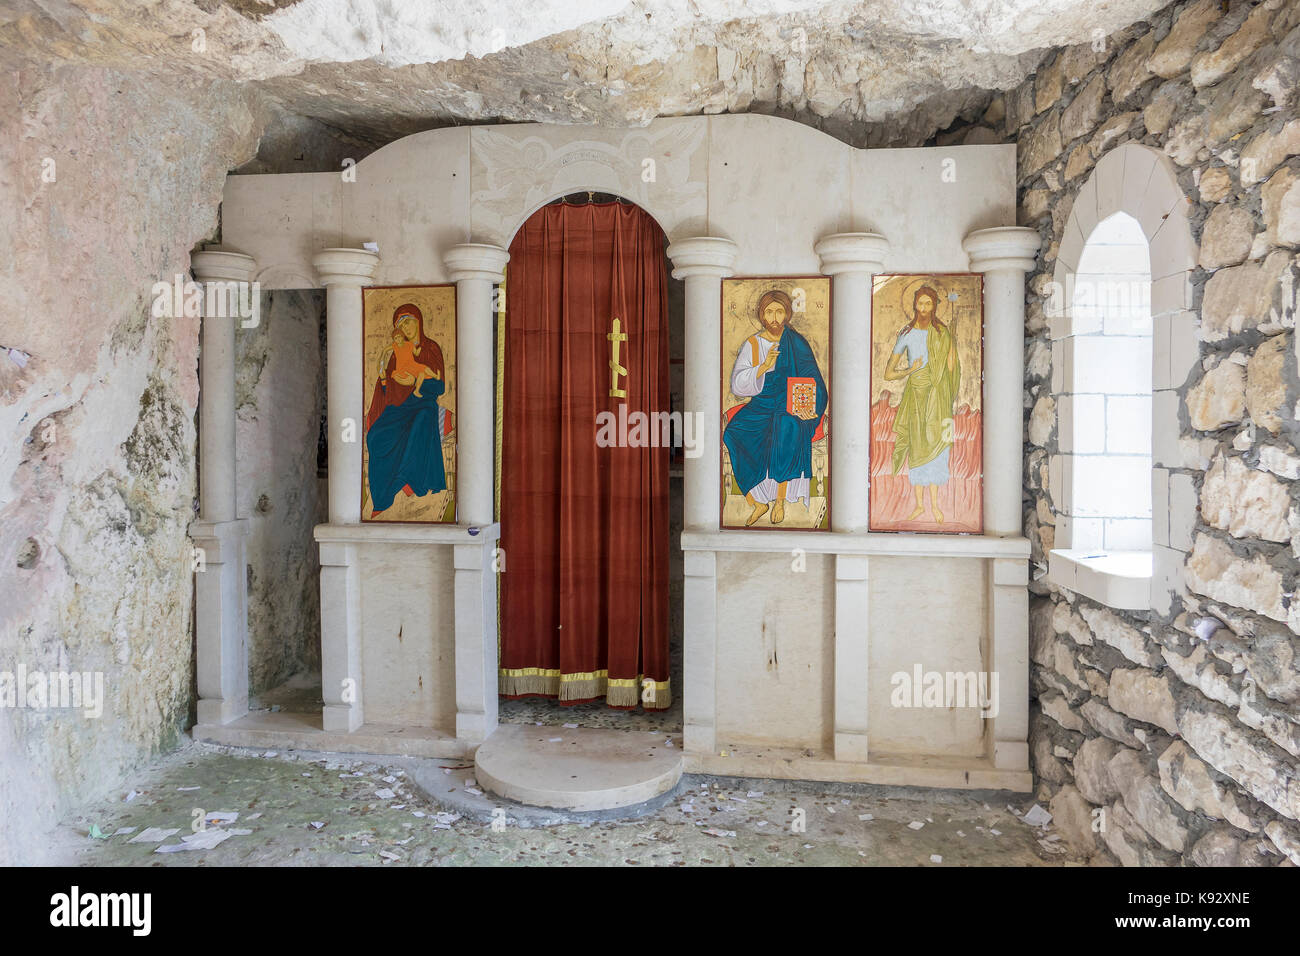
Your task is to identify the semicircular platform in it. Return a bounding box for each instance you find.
[474,724,684,811]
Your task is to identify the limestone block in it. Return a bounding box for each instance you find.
[1240,119,1300,187]
[1073,735,1123,805]
[1164,111,1208,166]
[1108,668,1179,735]
[1081,698,1144,749]
[1078,603,1159,667]
[1178,706,1298,819]
[1144,80,1192,139]
[1186,359,1246,430]
[1028,394,1055,446]
[1200,250,1296,342]
[1109,32,1157,107]
[1189,828,1273,866]
[1262,166,1300,247]
[1101,799,1163,865]
[1108,748,1190,852]
[1050,784,1101,855]
[1020,112,1063,179]
[1190,1,1277,89]
[1162,643,1242,710]
[1036,55,1064,114]
[1149,0,1223,79]
[1258,443,1300,480]
[1061,74,1106,142]
[1032,728,1071,784]
[1248,334,1292,437]
[1158,740,1258,831]
[1185,532,1286,621]
[1197,165,1233,203]
[1040,689,1089,733]
[1200,452,1291,541]
[1198,203,1254,270]
[1265,820,1300,865]
[1236,697,1300,757]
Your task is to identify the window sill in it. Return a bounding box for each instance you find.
[1048,549,1151,611]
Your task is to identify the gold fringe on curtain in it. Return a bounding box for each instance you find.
[499,667,671,710]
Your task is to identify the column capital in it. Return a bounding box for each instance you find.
[815,232,889,275]
[667,237,738,279]
[192,248,257,284]
[444,243,509,283]
[962,226,1040,273]
[312,248,380,288]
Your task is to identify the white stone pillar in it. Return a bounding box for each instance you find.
[443,243,508,745]
[963,227,1038,773]
[191,249,256,727]
[815,233,889,532]
[815,234,888,764]
[962,227,1040,536]
[667,237,738,531]
[313,249,380,524]
[444,244,509,527]
[667,238,736,758]
[312,248,379,733]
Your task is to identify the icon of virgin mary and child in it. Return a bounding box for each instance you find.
[723,289,827,527]
[364,303,451,516]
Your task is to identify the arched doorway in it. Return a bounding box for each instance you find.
[495,194,683,730]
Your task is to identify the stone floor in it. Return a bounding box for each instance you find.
[50,739,1093,866]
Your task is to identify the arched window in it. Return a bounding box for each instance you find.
[1047,143,1197,613]
[1064,212,1153,551]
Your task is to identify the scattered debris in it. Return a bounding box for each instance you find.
[908,821,925,830]
[858,814,873,821]
[128,827,180,844]
[1022,804,1052,828]
[930,854,942,864]
[374,788,396,800]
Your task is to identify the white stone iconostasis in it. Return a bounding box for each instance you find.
[195,114,1040,791]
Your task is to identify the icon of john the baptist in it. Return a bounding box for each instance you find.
[364,303,450,516]
[723,289,827,527]
[882,284,960,523]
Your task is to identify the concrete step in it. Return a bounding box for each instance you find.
[474,724,683,811]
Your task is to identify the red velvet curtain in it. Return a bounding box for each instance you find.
[500,201,670,710]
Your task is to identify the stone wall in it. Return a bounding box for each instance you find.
[1005,0,1300,865]
[0,64,264,864]
[236,290,325,696]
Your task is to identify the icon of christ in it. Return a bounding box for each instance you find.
[722,289,828,526]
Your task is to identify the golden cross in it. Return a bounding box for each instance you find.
[607,316,628,398]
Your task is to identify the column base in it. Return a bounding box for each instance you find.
[454,529,501,748]
[834,732,871,763]
[323,702,363,734]
[994,740,1030,771]
[683,723,717,754]
[191,518,250,728]
[316,534,363,733]
[197,696,249,727]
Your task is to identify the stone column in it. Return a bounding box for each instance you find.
[815,233,889,532]
[444,244,509,527]
[962,227,1040,536]
[815,233,888,764]
[312,248,379,733]
[962,226,1038,772]
[667,237,737,757]
[191,249,256,727]
[444,243,509,745]
[313,249,380,524]
[667,237,738,531]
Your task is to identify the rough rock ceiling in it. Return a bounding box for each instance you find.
[1,0,1170,165]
